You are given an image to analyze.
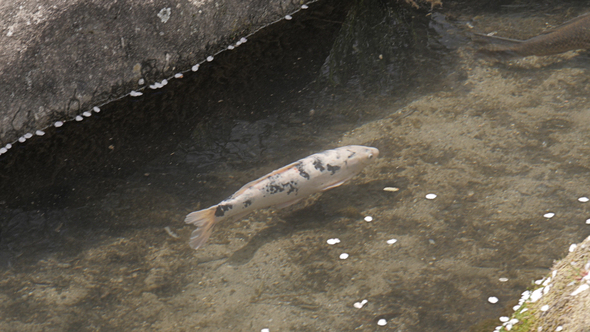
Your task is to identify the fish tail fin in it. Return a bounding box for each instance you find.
[472,33,524,60]
[184,205,218,250]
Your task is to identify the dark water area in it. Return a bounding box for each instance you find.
[2,0,590,331]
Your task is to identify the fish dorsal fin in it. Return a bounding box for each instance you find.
[320,179,348,192]
[539,12,590,35]
[231,161,300,197]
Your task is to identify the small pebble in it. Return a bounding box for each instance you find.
[540,305,549,312]
[386,239,397,245]
[364,216,373,222]
[488,296,499,304]
[425,193,437,200]
[326,238,340,245]
[578,196,589,202]
[377,319,387,326]
[543,212,555,219]
[339,253,349,260]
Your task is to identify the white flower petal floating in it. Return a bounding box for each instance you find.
[425,193,437,200]
[326,238,340,245]
[364,216,373,222]
[543,212,555,219]
[35,130,45,136]
[54,121,64,127]
[540,305,549,312]
[569,244,577,252]
[377,319,387,326]
[227,45,235,50]
[571,284,589,296]
[76,116,83,121]
[386,239,397,245]
[206,56,214,62]
[0,148,6,154]
[301,4,309,9]
[488,296,498,304]
[138,78,145,85]
[339,253,349,260]
[24,133,33,139]
[83,111,92,117]
[192,64,200,72]
[578,196,589,202]
[285,15,292,20]
[174,73,183,78]
[93,106,101,113]
[18,137,26,143]
[499,316,509,322]
[129,91,143,97]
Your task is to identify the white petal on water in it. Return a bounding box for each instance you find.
[240,37,247,44]
[552,270,557,278]
[150,84,158,89]
[161,79,168,86]
[0,148,6,154]
[339,253,349,260]
[586,219,590,224]
[509,319,519,324]
[326,238,340,245]
[18,137,26,143]
[353,299,367,309]
[499,316,509,322]
[261,329,269,332]
[569,244,577,252]
[377,319,387,326]
[506,323,513,331]
[488,296,498,304]
[129,91,143,97]
[540,305,549,312]
[5,143,11,149]
[578,196,589,202]
[24,133,33,139]
[35,130,45,136]
[425,193,437,200]
[93,106,101,113]
[520,308,528,313]
[227,45,235,50]
[556,326,563,332]
[383,187,399,192]
[54,121,64,127]
[499,277,509,282]
[76,116,83,121]
[571,283,589,296]
[542,277,551,286]
[174,73,183,78]
[530,288,543,302]
[83,111,92,117]
[285,15,292,20]
[513,305,520,311]
[164,226,179,238]
[207,56,214,62]
[192,64,200,72]
[138,78,145,85]
[364,216,373,222]
[386,239,397,245]
[534,278,544,285]
[543,212,555,218]
[301,4,309,9]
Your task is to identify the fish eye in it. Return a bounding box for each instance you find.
[367,153,373,159]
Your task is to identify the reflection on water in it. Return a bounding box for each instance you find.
[2,0,590,331]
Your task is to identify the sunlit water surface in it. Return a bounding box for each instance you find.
[2,0,590,331]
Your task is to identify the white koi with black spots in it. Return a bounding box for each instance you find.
[184,145,379,249]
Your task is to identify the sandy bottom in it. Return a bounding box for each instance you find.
[3,7,590,332]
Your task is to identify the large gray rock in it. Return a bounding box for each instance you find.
[0,0,305,147]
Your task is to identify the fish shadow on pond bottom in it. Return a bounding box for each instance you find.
[226,180,405,265]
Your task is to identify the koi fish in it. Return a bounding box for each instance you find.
[185,145,379,249]
[474,12,590,59]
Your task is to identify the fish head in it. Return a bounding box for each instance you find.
[344,145,379,167]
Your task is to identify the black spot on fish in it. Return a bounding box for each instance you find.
[215,204,233,217]
[326,164,340,175]
[267,183,285,194]
[347,151,356,159]
[296,162,310,180]
[313,159,325,172]
[243,200,252,208]
[286,181,298,195]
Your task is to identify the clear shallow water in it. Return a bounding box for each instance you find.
[2,0,590,331]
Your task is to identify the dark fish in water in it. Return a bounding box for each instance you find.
[474,12,590,59]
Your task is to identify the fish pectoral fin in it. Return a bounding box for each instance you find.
[320,179,349,192]
[275,198,303,209]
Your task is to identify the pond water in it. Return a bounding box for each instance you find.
[2,0,590,331]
